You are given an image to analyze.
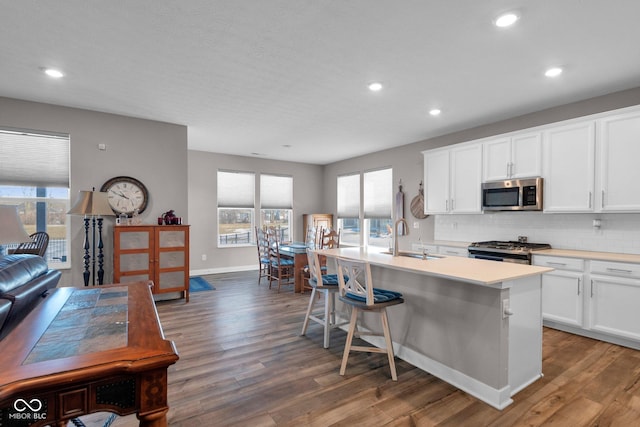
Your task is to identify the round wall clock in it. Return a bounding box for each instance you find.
[100,176,149,217]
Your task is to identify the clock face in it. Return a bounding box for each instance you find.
[100,176,148,216]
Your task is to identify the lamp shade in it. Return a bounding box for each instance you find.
[68,190,115,216]
[0,205,31,245]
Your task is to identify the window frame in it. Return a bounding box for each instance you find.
[217,170,256,248]
[0,128,71,268]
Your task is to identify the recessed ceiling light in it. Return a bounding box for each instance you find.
[544,67,563,77]
[43,68,64,78]
[368,82,383,92]
[495,13,519,27]
[429,109,441,116]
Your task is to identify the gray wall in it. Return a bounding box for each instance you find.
[188,151,324,274]
[0,97,188,286]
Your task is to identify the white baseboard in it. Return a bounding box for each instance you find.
[190,265,257,277]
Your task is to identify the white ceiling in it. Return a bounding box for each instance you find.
[1,1,639,165]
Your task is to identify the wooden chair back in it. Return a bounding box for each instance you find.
[321,229,340,249]
[10,231,49,257]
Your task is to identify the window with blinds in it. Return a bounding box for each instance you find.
[336,168,393,248]
[260,174,292,242]
[0,128,70,265]
[364,168,393,247]
[337,173,361,246]
[217,170,255,246]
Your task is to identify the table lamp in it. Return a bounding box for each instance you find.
[0,205,31,255]
[68,189,115,286]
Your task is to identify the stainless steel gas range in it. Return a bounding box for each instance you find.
[467,240,551,265]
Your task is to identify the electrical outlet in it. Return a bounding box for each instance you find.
[201,254,207,261]
[413,222,419,229]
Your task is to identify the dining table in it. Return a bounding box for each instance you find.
[278,242,308,293]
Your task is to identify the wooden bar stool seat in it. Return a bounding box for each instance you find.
[336,257,404,381]
[300,249,348,348]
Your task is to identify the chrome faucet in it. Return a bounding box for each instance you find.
[393,218,408,256]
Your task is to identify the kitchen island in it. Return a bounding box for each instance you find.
[316,247,553,409]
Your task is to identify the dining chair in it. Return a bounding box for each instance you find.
[254,227,270,285]
[321,228,340,249]
[300,249,348,348]
[8,231,49,257]
[336,257,404,381]
[267,230,295,292]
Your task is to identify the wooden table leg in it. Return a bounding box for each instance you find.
[293,253,306,293]
[137,409,168,427]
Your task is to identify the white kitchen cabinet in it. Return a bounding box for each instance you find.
[437,245,468,257]
[423,148,449,214]
[423,142,482,214]
[542,120,596,212]
[589,273,640,342]
[450,143,483,213]
[533,254,640,350]
[597,110,640,212]
[483,132,542,181]
[589,260,640,342]
[533,255,584,327]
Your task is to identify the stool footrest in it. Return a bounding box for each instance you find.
[350,345,388,354]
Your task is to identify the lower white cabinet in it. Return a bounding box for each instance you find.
[589,259,640,342]
[533,254,640,349]
[541,270,584,327]
[534,255,584,327]
[437,245,468,257]
[589,275,640,341]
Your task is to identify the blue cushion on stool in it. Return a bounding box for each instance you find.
[271,258,294,266]
[309,274,348,287]
[346,287,403,303]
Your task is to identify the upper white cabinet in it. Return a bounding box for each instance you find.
[423,143,482,214]
[483,132,542,181]
[597,110,640,212]
[542,120,596,212]
[423,148,449,214]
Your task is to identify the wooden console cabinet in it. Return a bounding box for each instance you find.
[114,225,190,302]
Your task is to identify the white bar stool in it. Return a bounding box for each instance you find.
[336,257,404,381]
[300,249,347,348]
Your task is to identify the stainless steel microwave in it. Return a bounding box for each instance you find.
[482,177,543,211]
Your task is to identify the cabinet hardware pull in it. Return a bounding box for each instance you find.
[577,278,581,295]
[606,267,633,274]
[590,280,594,297]
[547,262,567,266]
[445,199,448,211]
[602,190,605,209]
[588,191,592,209]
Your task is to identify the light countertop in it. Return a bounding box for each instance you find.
[316,247,552,288]
[535,249,640,264]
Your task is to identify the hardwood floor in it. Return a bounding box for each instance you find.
[81,271,640,426]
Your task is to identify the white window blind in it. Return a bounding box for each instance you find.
[363,168,392,218]
[337,173,360,218]
[260,174,292,209]
[0,129,70,187]
[217,170,255,208]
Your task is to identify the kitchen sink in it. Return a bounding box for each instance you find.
[380,250,442,260]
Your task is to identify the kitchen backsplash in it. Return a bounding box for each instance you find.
[435,212,640,254]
